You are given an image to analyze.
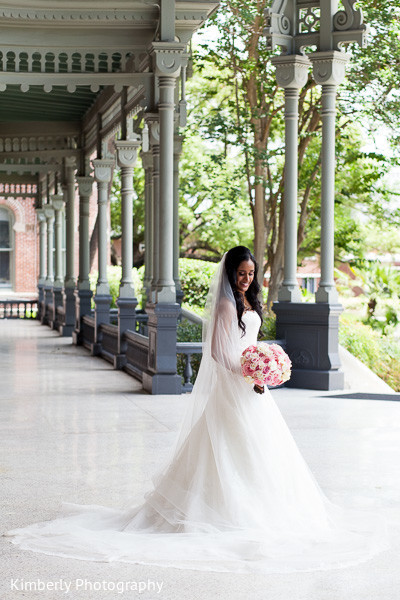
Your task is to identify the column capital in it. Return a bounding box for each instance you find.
[174,134,184,157]
[92,158,115,184]
[114,138,141,169]
[140,150,153,171]
[44,205,55,220]
[150,42,187,78]
[76,176,94,198]
[50,194,64,212]
[309,51,350,86]
[270,54,311,89]
[63,156,76,170]
[36,208,46,222]
[144,113,160,146]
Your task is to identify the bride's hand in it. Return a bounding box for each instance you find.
[253,384,264,394]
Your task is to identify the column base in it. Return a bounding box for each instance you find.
[93,294,111,345]
[142,372,182,395]
[90,342,102,356]
[59,286,76,337]
[59,323,74,337]
[115,296,138,366]
[143,302,182,395]
[176,287,184,305]
[272,301,344,392]
[278,284,303,303]
[72,288,93,346]
[113,354,127,370]
[37,282,45,320]
[50,286,63,330]
[315,284,339,304]
[41,285,53,325]
[287,368,344,390]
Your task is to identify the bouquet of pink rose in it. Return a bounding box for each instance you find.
[241,342,292,388]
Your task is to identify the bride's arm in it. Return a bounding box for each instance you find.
[210,298,242,376]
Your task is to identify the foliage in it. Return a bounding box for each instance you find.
[188,0,400,306]
[358,223,400,258]
[342,0,400,153]
[179,135,254,260]
[177,320,203,384]
[297,126,395,264]
[258,314,276,341]
[105,1,400,309]
[89,266,145,309]
[179,257,219,309]
[339,315,400,392]
[340,260,400,332]
[110,159,145,267]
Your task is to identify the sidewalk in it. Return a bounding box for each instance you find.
[1,320,399,600]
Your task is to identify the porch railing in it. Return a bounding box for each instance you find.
[176,341,203,392]
[77,306,285,394]
[0,299,38,319]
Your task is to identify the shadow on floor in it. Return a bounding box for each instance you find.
[321,392,400,402]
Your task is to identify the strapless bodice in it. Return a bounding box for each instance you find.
[238,310,261,352]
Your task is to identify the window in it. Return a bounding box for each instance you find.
[0,207,12,286]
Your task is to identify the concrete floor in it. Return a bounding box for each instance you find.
[1,320,399,600]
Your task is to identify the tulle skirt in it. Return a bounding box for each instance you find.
[5,371,390,573]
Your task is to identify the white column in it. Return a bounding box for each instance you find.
[271,54,310,303]
[151,43,186,303]
[142,44,186,394]
[141,150,153,296]
[44,206,55,285]
[63,157,76,289]
[114,138,141,298]
[92,158,114,296]
[173,134,183,301]
[36,208,47,284]
[311,51,349,303]
[73,175,94,344]
[76,176,93,291]
[145,116,160,302]
[156,74,177,302]
[51,195,64,289]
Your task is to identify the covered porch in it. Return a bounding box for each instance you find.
[0,0,374,396]
[1,319,399,598]
[0,0,218,394]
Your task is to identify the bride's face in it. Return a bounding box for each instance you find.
[236,260,255,295]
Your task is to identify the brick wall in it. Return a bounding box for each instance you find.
[0,196,38,294]
[0,176,112,295]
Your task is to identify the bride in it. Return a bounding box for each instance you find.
[5,246,390,573]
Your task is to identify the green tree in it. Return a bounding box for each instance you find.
[179,132,253,259]
[189,0,400,306]
[110,159,145,267]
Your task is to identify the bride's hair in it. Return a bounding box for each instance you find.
[224,246,263,336]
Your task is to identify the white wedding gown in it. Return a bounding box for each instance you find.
[5,309,390,573]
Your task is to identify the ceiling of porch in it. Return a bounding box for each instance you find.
[0,85,99,122]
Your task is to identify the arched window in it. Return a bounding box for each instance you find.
[0,207,12,287]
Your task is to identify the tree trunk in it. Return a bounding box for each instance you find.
[266,200,285,309]
[253,155,266,288]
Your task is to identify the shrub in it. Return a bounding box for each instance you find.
[89,266,145,309]
[176,319,203,384]
[339,315,400,392]
[179,258,218,310]
[259,314,276,340]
